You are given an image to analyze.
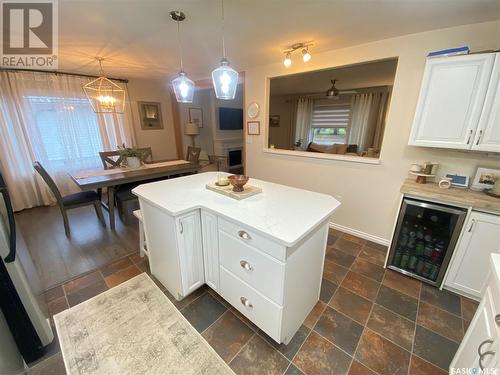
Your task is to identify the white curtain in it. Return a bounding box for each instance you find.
[0,71,135,211]
[348,92,388,151]
[294,97,314,149]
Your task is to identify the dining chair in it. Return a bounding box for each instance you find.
[99,150,123,170]
[186,146,201,163]
[33,162,106,237]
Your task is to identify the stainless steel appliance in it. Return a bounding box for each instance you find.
[387,198,467,286]
[0,172,54,373]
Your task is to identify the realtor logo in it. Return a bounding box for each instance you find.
[1,0,58,68]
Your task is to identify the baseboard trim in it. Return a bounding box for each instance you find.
[329,222,390,246]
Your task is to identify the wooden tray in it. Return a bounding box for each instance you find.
[206,183,262,200]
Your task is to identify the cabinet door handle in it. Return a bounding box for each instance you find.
[495,314,500,325]
[240,260,254,271]
[238,230,251,240]
[468,219,476,233]
[179,222,184,234]
[478,339,494,357]
[476,130,483,145]
[479,350,496,370]
[467,129,473,145]
[240,297,253,309]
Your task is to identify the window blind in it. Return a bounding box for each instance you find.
[311,103,351,129]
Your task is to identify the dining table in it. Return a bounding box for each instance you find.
[70,160,199,230]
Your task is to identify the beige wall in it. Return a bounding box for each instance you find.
[244,21,500,243]
[127,78,178,160]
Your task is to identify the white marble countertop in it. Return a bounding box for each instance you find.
[133,172,340,247]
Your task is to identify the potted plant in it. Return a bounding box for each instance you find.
[118,144,143,168]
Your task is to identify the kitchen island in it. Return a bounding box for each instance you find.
[133,172,340,344]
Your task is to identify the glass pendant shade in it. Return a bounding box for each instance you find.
[83,76,125,114]
[211,58,238,100]
[172,71,195,103]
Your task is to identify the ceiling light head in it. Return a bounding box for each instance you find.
[302,48,311,62]
[172,71,195,103]
[283,52,292,67]
[212,0,239,100]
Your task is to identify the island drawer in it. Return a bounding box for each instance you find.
[219,266,282,342]
[219,230,285,305]
[218,217,286,261]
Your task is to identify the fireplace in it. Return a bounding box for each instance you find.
[227,147,243,173]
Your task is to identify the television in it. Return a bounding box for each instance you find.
[219,107,243,130]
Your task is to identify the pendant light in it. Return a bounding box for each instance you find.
[211,0,238,100]
[170,11,195,103]
[83,57,125,114]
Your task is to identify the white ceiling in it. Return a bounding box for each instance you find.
[58,0,500,80]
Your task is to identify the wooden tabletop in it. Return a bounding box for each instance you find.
[401,178,500,215]
[71,161,199,190]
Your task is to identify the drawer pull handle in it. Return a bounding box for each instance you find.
[240,297,253,309]
[467,129,473,145]
[238,230,251,240]
[479,350,496,370]
[240,260,254,271]
[468,219,475,233]
[478,339,494,357]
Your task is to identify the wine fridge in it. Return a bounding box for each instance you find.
[387,198,467,286]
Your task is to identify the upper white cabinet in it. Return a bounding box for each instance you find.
[473,55,500,152]
[445,211,500,300]
[409,53,498,151]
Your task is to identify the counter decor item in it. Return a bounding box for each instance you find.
[408,162,439,184]
[227,175,249,192]
[438,177,452,189]
[471,166,500,191]
[485,179,500,198]
[215,174,229,187]
[445,174,469,188]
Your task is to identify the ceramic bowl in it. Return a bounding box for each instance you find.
[228,175,249,192]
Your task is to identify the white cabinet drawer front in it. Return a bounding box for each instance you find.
[218,217,286,261]
[220,267,282,342]
[219,230,285,304]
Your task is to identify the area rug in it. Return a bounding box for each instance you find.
[54,273,233,375]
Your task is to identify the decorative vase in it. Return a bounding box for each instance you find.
[126,156,141,168]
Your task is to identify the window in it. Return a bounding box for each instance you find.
[311,102,351,145]
[26,96,104,165]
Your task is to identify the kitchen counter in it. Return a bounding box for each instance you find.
[133,172,340,247]
[133,172,340,344]
[401,179,500,214]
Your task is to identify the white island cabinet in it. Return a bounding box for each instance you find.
[450,254,500,372]
[133,172,340,344]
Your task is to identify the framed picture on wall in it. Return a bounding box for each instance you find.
[138,101,163,130]
[269,115,280,127]
[247,121,260,135]
[189,108,203,128]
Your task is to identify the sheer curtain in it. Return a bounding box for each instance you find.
[294,97,314,149]
[0,71,135,211]
[348,92,388,152]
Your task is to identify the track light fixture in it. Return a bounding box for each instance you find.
[282,42,313,67]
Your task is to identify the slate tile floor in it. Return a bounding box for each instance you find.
[33,229,479,375]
